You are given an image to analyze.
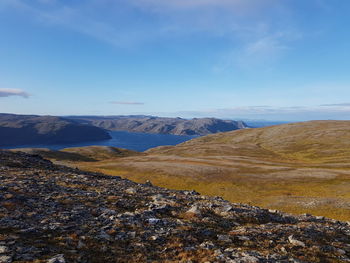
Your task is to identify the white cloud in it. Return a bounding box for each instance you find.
[110,101,144,105]
[0,88,30,98]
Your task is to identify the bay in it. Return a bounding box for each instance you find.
[4,131,197,152]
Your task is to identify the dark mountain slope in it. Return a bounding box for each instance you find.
[68,115,248,135]
[0,114,111,147]
[0,150,349,262]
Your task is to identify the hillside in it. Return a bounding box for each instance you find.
[10,146,141,162]
[148,120,350,163]
[0,150,349,262]
[62,146,142,160]
[0,114,111,147]
[68,115,248,135]
[69,121,350,221]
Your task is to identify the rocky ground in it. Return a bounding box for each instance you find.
[0,151,349,262]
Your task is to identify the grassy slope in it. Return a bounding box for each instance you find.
[10,148,96,162]
[148,120,350,163]
[62,146,142,160]
[11,146,141,163]
[34,121,350,220]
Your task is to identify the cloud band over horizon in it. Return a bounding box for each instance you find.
[0,89,30,98]
[110,101,145,105]
[170,104,350,121]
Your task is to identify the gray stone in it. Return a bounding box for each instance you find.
[288,235,306,247]
[148,218,161,225]
[47,254,65,263]
[125,188,137,194]
[217,235,231,242]
[186,205,201,216]
[239,255,259,263]
[0,246,9,254]
[0,256,12,263]
[200,241,215,249]
[337,249,346,255]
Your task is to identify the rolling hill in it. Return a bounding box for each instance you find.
[63,121,350,221]
[148,120,350,163]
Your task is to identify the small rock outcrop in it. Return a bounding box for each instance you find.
[0,150,349,262]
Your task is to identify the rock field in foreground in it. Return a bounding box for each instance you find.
[0,151,349,262]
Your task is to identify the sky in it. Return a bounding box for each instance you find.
[1,0,350,121]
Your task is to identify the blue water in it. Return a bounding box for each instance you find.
[5,131,197,152]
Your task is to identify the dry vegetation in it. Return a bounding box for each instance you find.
[11,146,141,162]
[25,121,350,221]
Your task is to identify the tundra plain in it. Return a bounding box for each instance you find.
[17,121,350,221]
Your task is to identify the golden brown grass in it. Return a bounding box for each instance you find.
[76,159,350,221]
[62,146,142,160]
[36,121,350,221]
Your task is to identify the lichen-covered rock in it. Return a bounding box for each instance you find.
[47,254,65,263]
[0,150,349,262]
[0,255,12,263]
[0,246,9,254]
[288,235,306,247]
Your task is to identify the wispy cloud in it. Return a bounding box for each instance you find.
[214,30,302,71]
[136,0,302,70]
[172,105,350,121]
[132,0,274,13]
[320,103,350,107]
[1,0,299,47]
[1,0,319,71]
[0,88,30,98]
[110,101,145,105]
[0,0,140,47]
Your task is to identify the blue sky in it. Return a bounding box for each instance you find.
[1,0,350,120]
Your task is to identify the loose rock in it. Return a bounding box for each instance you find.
[0,150,349,262]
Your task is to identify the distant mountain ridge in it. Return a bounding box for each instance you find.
[0,113,111,147]
[67,115,248,135]
[0,113,248,147]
